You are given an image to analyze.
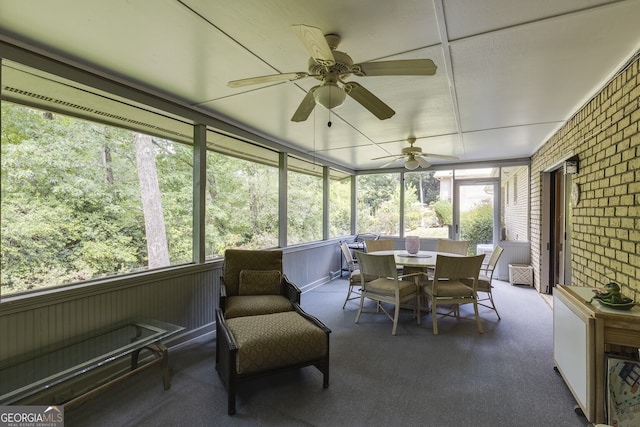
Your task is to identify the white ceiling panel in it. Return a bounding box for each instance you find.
[1,0,639,171]
[451,0,640,132]
[443,0,622,40]
[460,123,563,161]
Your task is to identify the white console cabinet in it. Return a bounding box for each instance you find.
[553,285,640,424]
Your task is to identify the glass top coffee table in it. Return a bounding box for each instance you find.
[0,319,184,408]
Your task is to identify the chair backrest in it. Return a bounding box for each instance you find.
[223,249,283,297]
[433,254,485,286]
[354,251,398,283]
[340,242,356,271]
[365,239,394,252]
[354,233,379,242]
[483,245,504,279]
[436,239,469,255]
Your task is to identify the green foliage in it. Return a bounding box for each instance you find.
[432,200,452,226]
[329,177,351,237]
[403,182,422,231]
[205,152,279,254]
[357,174,401,234]
[1,103,192,293]
[461,202,493,251]
[288,171,323,245]
[404,171,440,205]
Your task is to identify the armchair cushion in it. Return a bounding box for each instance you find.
[223,249,283,297]
[239,269,282,295]
[224,310,328,375]
[224,295,293,319]
[220,249,301,317]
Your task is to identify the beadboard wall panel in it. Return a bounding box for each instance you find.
[0,264,221,363]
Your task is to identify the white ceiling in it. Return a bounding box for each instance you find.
[1,0,639,171]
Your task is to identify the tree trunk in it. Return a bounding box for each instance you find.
[102,144,114,185]
[134,133,170,268]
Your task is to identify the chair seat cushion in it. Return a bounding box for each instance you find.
[366,277,417,298]
[224,295,292,319]
[225,311,328,374]
[476,276,492,292]
[461,276,491,292]
[351,269,378,283]
[425,280,474,297]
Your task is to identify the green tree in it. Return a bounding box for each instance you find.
[1,103,193,293]
[432,200,452,226]
[1,104,145,291]
[461,202,493,252]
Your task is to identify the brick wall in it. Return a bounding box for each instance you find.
[503,166,529,241]
[530,56,640,299]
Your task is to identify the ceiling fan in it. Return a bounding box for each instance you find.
[227,24,437,122]
[372,137,459,170]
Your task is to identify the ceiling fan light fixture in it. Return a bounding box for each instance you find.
[313,82,346,110]
[404,155,420,170]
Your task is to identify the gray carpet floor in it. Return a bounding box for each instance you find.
[65,278,591,426]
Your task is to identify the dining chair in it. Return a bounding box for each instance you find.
[344,233,379,253]
[354,251,424,335]
[422,239,470,279]
[364,238,404,274]
[340,242,376,309]
[474,245,504,319]
[364,239,394,252]
[436,239,470,255]
[422,254,485,335]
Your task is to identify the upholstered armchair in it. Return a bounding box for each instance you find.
[220,249,301,319]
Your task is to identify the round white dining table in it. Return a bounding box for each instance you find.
[368,250,462,268]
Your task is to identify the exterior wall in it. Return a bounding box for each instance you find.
[530,57,639,298]
[503,166,530,241]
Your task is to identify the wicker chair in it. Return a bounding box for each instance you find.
[354,251,423,335]
[219,249,301,319]
[364,239,395,252]
[436,239,470,255]
[422,254,485,335]
[340,242,376,309]
[475,245,504,319]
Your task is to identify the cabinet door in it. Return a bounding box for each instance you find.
[553,289,595,421]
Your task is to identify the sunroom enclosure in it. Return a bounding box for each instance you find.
[0,44,529,367]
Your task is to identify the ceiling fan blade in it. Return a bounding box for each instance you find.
[292,24,335,66]
[416,156,431,168]
[371,154,403,160]
[228,72,309,88]
[422,153,459,161]
[352,59,437,77]
[291,87,318,122]
[343,82,395,120]
[380,157,403,168]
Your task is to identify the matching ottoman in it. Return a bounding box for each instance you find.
[215,306,330,415]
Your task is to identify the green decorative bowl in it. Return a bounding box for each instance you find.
[598,298,636,310]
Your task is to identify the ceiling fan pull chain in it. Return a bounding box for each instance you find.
[327,92,332,127]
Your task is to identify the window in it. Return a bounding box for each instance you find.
[287,158,323,245]
[356,173,400,236]
[205,149,279,255]
[329,174,351,238]
[403,170,451,238]
[1,102,193,295]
